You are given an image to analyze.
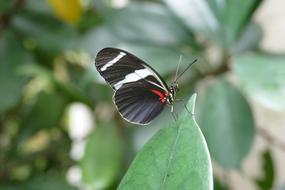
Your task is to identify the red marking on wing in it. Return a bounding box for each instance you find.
[151,89,167,103]
[151,89,164,99]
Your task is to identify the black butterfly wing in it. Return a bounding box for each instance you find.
[113,79,167,125]
[95,47,168,91]
[95,47,169,125]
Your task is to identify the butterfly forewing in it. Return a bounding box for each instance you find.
[95,48,168,90]
[95,48,169,125]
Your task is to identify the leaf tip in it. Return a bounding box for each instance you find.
[186,93,197,115]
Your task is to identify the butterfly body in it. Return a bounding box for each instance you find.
[95,47,178,125]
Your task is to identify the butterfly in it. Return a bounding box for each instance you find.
[95,47,196,125]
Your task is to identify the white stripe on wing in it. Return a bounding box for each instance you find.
[114,69,152,90]
[101,52,126,71]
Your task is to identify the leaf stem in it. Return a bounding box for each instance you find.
[187,50,231,87]
[257,127,285,152]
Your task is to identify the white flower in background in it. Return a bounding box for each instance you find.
[68,103,95,141]
[70,139,86,161]
[112,0,129,8]
[67,103,95,188]
[66,166,83,188]
[68,102,95,160]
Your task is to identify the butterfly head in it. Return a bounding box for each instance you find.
[168,82,179,104]
[170,82,179,92]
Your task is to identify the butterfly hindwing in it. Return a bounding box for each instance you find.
[113,79,167,125]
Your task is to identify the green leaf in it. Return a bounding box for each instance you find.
[255,149,275,190]
[81,122,124,190]
[118,94,213,190]
[0,32,33,113]
[12,10,78,53]
[18,91,68,143]
[232,22,263,54]
[108,2,196,47]
[234,53,285,111]
[197,78,255,169]
[81,2,199,59]
[25,0,54,15]
[0,0,16,13]
[163,0,262,47]
[0,175,76,190]
[91,0,114,16]
[81,24,121,56]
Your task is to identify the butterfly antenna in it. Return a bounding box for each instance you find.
[174,55,183,82]
[174,59,197,83]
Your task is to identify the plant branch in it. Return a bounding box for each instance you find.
[189,51,231,86]
[257,127,285,152]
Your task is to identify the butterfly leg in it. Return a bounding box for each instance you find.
[170,105,178,121]
[171,112,177,121]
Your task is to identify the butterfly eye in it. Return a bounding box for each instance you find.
[171,83,178,89]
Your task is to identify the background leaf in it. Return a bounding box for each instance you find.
[0,0,16,14]
[232,22,263,53]
[12,11,78,53]
[81,122,124,190]
[17,91,68,143]
[197,78,255,169]
[163,0,262,47]
[107,2,196,47]
[0,175,76,190]
[0,32,33,113]
[118,94,213,190]
[234,53,285,111]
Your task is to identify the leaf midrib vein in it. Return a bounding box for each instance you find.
[160,126,182,190]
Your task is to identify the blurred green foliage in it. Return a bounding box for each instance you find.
[0,0,283,189]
